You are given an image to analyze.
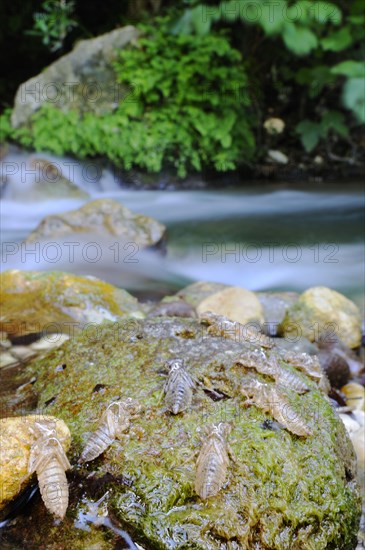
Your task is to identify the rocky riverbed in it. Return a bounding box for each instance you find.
[0,269,364,549]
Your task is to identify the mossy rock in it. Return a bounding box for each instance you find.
[279,286,362,349]
[0,270,143,337]
[3,316,360,548]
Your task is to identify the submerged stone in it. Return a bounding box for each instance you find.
[7,158,89,201]
[5,317,361,549]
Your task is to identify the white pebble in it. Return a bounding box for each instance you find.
[267,150,289,165]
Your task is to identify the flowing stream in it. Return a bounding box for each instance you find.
[1,148,364,312]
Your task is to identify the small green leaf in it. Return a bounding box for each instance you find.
[296,120,322,151]
[321,111,349,138]
[342,78,365,123]
[296,66,334,97]
[331,61,365,78]
[322,27,353,51]
[257,0,286,34]
[283,23,318,55]
[220,134,232,148]
[348,15,365,25]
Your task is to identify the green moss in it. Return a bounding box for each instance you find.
[20,318,361,548]
[0,270,143,336]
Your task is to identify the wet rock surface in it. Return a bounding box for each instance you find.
[318,349,351,388]
[6,158,89,201]
[0,270,143,337]
[26,198,166,251]
[319,333,365,380]
[1,317,361,549]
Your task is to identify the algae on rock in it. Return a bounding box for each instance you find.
[0,270,144,337]
[280,286,362,349]
[4,316,359,549]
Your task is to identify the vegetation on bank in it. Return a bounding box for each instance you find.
[0,24,255,177]
[1,0,364,177]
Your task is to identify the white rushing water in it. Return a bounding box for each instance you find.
[1,148,364,310]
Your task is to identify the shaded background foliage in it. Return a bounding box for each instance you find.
[1,0,364,176]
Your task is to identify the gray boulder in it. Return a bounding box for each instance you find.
[11,26,139,128]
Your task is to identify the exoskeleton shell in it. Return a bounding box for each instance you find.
[242,381,312,437]
[200,311,274,349]
[28,421,71,519]
[79,398,142,463]
[0,415,71,514]
[164,360,196,414]
[236,351,310,394]
[195,423,232,499]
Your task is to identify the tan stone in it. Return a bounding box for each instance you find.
[341,383,365,412]
[280,286,362,348]
[0,416,71,511]
[196,286,264,325]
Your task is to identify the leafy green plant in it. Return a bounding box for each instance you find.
[27,0,77,52]
[296,111,349,152]
[175,0,365,156]
[2,20,255,177]
[111,22,255,175]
